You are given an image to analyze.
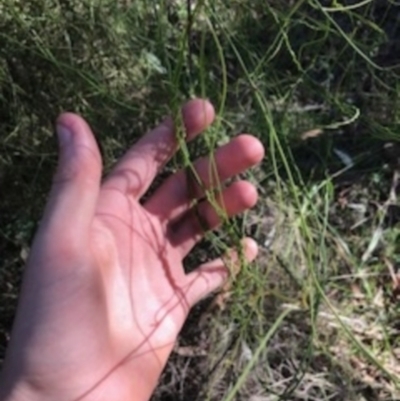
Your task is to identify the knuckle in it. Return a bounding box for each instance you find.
[53,145,100,187]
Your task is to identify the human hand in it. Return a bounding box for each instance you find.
[0,99,264,401]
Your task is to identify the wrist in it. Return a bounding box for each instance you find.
[0,342,173,401]
[0,371,159,401]
[0,375,35,401]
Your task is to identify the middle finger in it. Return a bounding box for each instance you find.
[144,134,264,223]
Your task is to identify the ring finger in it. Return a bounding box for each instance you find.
[168,180,258,257]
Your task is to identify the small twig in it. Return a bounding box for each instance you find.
[186,0,193,84]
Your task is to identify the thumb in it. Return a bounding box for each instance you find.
[39,113,102,244]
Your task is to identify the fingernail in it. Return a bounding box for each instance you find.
[56,125,72,147]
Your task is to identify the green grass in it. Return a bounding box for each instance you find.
[1,1,400,400]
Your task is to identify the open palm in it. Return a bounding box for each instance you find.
[0,99,264,401]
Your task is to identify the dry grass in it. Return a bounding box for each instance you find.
[1,1,400,400]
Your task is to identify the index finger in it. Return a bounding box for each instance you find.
[102,99,215,199]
